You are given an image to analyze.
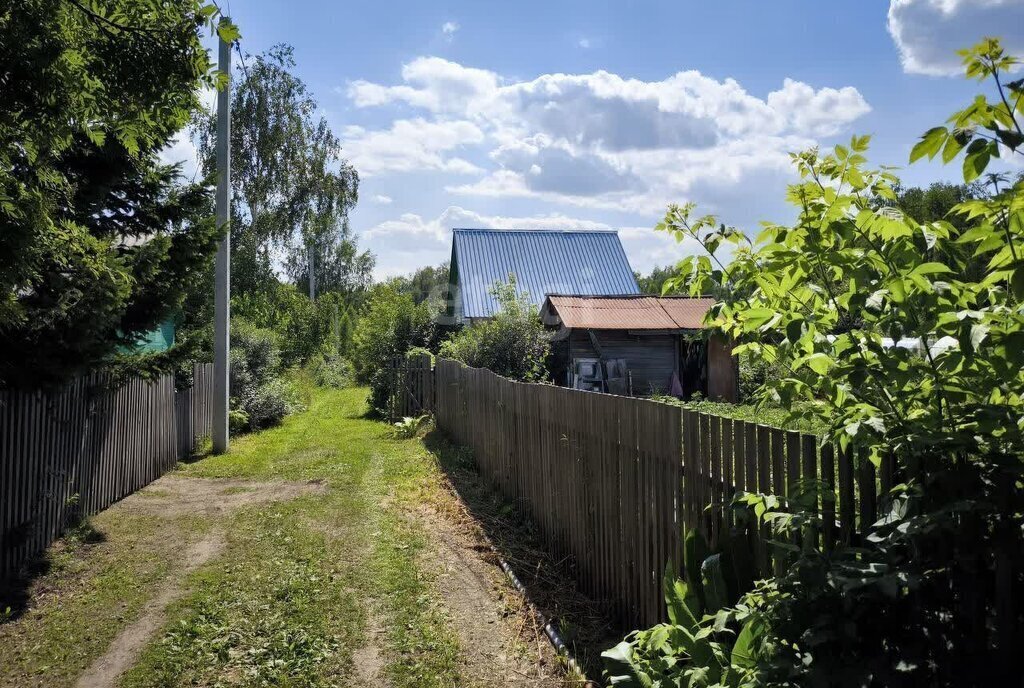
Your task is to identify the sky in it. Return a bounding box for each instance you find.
[164,0,1024,281]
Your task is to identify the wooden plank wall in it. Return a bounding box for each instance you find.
[434,357,889,630]
[567,330,678,395]
[706,334,739,402]
[387,353,434,422]
[1,363,214,577]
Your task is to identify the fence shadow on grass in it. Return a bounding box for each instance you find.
[422,429,621,678]
[0,519,106,623]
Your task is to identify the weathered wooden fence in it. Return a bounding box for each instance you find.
[386,353,434,422]
[435,358,891,629]
[1,363,214,577]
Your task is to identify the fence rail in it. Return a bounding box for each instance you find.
[434,358,890,629]
[1,363,214,577]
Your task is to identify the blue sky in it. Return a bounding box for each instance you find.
[167,0,1024,279]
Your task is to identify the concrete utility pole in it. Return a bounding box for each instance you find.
[213,19,232,454]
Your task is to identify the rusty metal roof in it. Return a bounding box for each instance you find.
[542,295,716,330]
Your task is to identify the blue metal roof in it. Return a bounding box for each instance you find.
[451,228,640,319]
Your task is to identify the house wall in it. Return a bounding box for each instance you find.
[451,277,465,324]
[567,329,678,395]
[707,334,738,402]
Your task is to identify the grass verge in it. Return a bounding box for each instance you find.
[1,387,466,687]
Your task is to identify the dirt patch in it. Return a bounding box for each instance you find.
[118,475,327,518]
[415,506,564,687]
[420,432,618,682]
[73,530,226,688]
[351,603,389,687]
[71,475,328,688]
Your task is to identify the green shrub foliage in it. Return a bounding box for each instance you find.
[620,39,1024,686]
[603,529,761,687]
[351,283,437,415]
[439,277,550,382]
[229,319,296,431]
[0,1,236,388]
[308,353,354,389]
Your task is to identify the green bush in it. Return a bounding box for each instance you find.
[438,278,549,382]
[234,283,358,368]
[645,39,1024,686]
[308,352,354,388]
[230,318,297,432]
[351,282,436,416]
[737,351,784,402]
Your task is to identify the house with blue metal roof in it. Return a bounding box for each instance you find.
[447,228,640,324]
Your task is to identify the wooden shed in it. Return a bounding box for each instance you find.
[539,295,738,402]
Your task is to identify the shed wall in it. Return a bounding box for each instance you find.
[568,329,677,394]
[707,334,738,402]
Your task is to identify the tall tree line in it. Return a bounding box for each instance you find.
[193,44,371,303]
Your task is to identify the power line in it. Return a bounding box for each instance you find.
[234,42,253,88]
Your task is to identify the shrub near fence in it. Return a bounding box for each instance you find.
[434,358,894,629]
[1,363,214,577]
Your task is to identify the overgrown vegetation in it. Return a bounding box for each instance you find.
[178,40,369,423]
[603,529,759,687]
[439,278,551,382]
[228,319,301,432]
[0,1,237,388]
[352,282,438,416]
[652,395,827,435]
[616,38,1024,687]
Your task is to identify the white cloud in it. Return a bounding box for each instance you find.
[349,58,868,145]
[346,57,869,231]
[888,0,1024,75]
[490,135,643,195]
[340,118,485,176]
[578,37,591,49]
[450,133,809,219]
[348,57,499,112]
[158,129,201,181]
[442,21,459,41]
[371,194,393,204]
[766,79,872,136]
[365,205,612,243]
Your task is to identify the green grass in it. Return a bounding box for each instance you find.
[652,395,829,435]
[134,387,463,688]
[1,387,466,688]
[0,513,215,688]
[121,496,360,687]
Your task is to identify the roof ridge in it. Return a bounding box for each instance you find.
[452,227,618,233]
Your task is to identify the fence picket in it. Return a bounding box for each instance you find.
[429,358,891,630]
[1,364,214,577]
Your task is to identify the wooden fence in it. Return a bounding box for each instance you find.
[386,353,434,422]
[434,358,891,629]
[1,363,214,577]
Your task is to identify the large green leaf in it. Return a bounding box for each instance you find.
[731,617,763,670]
[664,565,700,631]
[683,529,709,610]
[701,554,730,613]
[601,642,654,688]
